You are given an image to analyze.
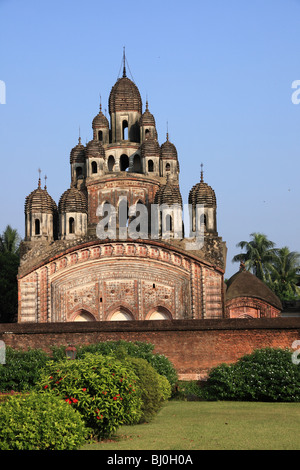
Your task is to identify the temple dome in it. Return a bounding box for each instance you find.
[85,139,105,158]
[226,268,282,311]
[25,181,57,214]
[189,170,216,208]
[141,136,160,158]
[154,177,183,207]
[58,186,88,214]
[139,101,156,127]
[70,137,86,164]
[92,107,109,129]
[160,134,178,160]
[109,75,142,114]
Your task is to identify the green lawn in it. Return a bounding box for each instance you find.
[83,400,300,450]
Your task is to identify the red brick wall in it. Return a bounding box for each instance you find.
[1,318,299,380]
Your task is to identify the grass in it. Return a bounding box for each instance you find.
[82,400,300,450]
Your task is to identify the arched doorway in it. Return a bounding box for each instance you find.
[147,306,172,320]
[133,154,142,173]
[73,310,95,321]
[120,154,129,171]
[108,155,115,171]
[110,308,133,321]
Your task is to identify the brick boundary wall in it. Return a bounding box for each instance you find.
[1,318,300,380]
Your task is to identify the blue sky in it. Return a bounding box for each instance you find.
[0,0,299,278]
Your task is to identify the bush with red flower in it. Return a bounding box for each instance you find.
[0,392,87,450]
[35,353,142,439]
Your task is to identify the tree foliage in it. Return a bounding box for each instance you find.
[0,225,21,322]
[233,233,300,301]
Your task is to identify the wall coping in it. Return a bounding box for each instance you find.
[1,317,300,336]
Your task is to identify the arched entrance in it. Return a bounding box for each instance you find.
[109,307,134,321]
[73,310,95,321]
[147,306,172,320]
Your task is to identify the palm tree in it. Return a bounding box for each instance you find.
[0,225,21,322]
[232,232,276,282]
[0,225,20,255]
[267,247,300,301]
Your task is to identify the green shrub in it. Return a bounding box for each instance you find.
[52,340,178,389]
[35,353,143,439]
[157,374,172,401]
[0,347,49,392]
[0,392,87,450]
[176,381,204,401]
[126,357,168,423]
[204,348,300,402]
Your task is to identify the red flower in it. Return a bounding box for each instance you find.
[82,388,87,391]
[71,398,78,404]
[65,398,72,404]
[113,396,117,400]
[44,385,48,389]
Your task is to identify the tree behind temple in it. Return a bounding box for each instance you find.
[0,225,21,255]
[267,247,300,301]
[0,226,21,322]
[232,232,276,283]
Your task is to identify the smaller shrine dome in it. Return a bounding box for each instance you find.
[70,137,86,164]
[92,104,109,129]
[58,185,88,214]
[141,135,160,158]
[139,101,156,127]
[226,266,282,311]
[160,134,178,160]
[85,139,105,158]
[25,178,57,215]
[188,167,216,208]
[154,176,183,207]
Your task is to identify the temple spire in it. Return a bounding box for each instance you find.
[200,163,204,182]
[122,46,126,77]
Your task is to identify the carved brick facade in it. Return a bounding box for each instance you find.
[19,239,224,322]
